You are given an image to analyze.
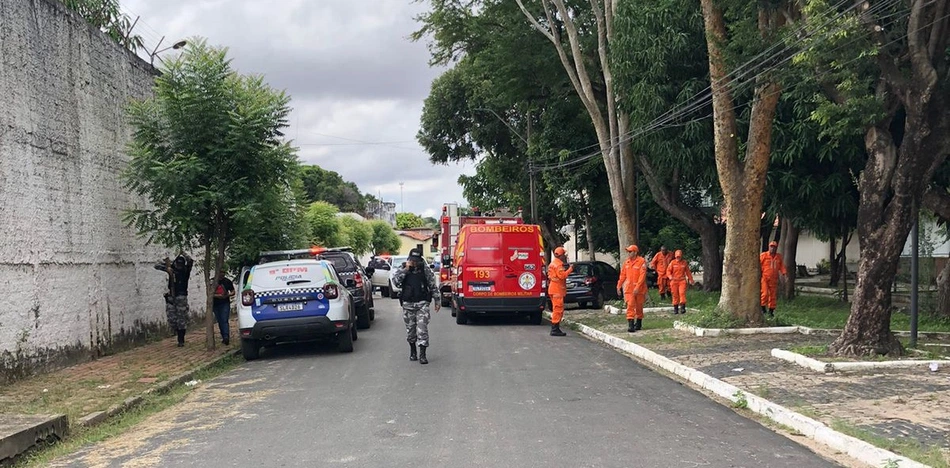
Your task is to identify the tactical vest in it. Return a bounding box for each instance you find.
[401,269,430,303]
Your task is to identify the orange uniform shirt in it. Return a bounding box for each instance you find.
[650,251,673,275]
[547,257,574,296]
[667,259,694,282]
[760,252,787,280]
[618,256,647,294]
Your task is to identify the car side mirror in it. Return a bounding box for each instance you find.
[365,267,375,276]
[345,279,356,288]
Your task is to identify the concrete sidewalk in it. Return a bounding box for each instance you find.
[0,319,237,464]
[559,308,950,468]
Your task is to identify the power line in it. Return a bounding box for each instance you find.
[531,0,906,173]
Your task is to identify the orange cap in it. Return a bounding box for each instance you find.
[554,246,566,256]
[625,245,638,253]
[769,241,778,247]
[675,249,683,258]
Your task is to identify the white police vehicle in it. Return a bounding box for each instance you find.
[237,248,357,360]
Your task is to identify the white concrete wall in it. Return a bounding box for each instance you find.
[0,0,205,382]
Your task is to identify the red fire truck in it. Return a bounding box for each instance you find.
[438,204,547,325]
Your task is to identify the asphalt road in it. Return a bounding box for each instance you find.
[51,297,840,468]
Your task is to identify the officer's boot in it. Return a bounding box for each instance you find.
[680,305,687,315]
[635,319,643,331]
[550,324,566,337]
[627,320,636,333]
[176,329,185,347]
[409,342,418,361]
[672,305,679,315]
[768,308,775,318]
[761,305,768,316]
[419,345,428,365]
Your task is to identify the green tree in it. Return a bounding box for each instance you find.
[338,216,373,256]
[61,0,144,52]
[369,220,401,255]
[396,212,426,230]
[299,165,368,214]
[305,201,345,247]
[792,0,950,356]
[123,39,297,350]
[226,181,309,271]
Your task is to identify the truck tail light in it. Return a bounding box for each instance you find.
[354,273,364,288]
[440,270,449,281]
[585,277,597,285]
[324,284,340,299]
[241,290,255,306]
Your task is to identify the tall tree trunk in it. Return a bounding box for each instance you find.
[936,259,950,318]
[829,237,840,287]
[585,214,596,261]
[779,218,800,300]
[698,224,725,291]
[923,188,950,317]
[839,234,850,302]
[203,239,215,351]
[701,0,783,324]
[829,0,949,357]
[516,0,638,257]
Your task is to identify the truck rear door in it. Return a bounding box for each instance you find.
[499,231,544,298]
[462,231,503,298]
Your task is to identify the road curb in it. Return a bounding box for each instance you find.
[772,348,950,374]
[77,348,240,428]
[549,312,929,468]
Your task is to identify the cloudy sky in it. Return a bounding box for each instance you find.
[121,0,475,218]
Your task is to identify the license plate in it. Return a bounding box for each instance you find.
[277,303,304,312]
[471,285,491,292]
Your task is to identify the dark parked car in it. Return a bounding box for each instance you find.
[564,261,620,309]
[318,248,375,330]
[564,261,659,309]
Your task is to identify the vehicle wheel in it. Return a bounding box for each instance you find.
[380,286,390,297]
[356,305,371,329]
[351,323,359,341]
[338,326,354,353]
[441,298,451,308]
[369,308,375,321]
[592,291,605,310]
[530,311,542,325]
[241,339,260,361]
[390,288,399,299]
[579,301,589,309]
[456,308,468,325]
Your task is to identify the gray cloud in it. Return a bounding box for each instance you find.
[123,0,474,216]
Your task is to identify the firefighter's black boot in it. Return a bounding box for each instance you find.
[419,345,428,364]
[761,305,768,316]
[627,320,636,333]
[680,305,687,314]
[409,342,417,361]
[672,305,679,315]
[176,329,185,347]
[635,319,643,331]
[550,324,566,336]
[768,308,775,318]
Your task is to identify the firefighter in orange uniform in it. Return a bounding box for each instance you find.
[617,245,647,333]
[760,241,787,317]
[667,250,694,315]
[650,246,674,299]
[547,246,573,337]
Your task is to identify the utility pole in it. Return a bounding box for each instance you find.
[910,215,919,348]
[399,182,404,213]
[527,114,537,224]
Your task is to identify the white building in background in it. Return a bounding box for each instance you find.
[367,200,397,227]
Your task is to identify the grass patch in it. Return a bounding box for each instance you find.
[789,345,828,357]
[829,419,949,468]
[11,354,240,468]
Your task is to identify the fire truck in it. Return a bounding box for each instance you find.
[438,203,546,325]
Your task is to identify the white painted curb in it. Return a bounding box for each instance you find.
[604,305,697,315]
[771,349,833,373]
[772,349,950,374]
[550,312,929,468]
[672,321,800,337]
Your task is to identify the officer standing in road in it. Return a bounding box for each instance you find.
[392,248,440,364]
